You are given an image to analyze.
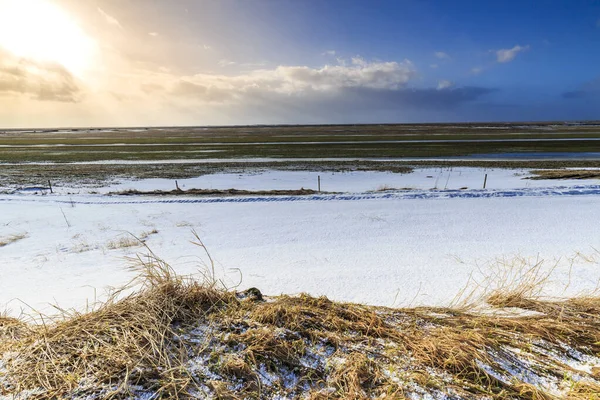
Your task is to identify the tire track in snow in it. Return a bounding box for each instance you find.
[2,185,600,206]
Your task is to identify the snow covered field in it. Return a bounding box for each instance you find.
[3,166,596,195]
[1,167,600,317]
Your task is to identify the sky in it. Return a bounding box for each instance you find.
[0,0,598,128]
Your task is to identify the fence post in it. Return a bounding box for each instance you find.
[318,176,321,192]
[483,174,488,189]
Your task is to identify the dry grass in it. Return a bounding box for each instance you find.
[0,316,27,344]
[376,184,394,191]
[528,169,600,180]
[106,230,158,250]
[106,236,140,249]
[2,254,600,399]
[0,233,27,247]
[451,254,563,309]
[374,185,413,192]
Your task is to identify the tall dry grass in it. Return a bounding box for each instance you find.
[0,251,235,399]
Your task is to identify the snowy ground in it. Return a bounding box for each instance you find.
[3,166,595,195]
[1,167,600,317]
[105,167,571,193]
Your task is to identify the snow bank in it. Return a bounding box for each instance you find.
[1,182,600,316]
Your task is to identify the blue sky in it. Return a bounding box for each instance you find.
[241,0,600,97]
[0,0,598,126]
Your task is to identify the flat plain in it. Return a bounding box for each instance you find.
[2,122,600,162]
[2,121,600,188]
[3,122,600,399]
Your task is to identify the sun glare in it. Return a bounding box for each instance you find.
[0,0,96,75]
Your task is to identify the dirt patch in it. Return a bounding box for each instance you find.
[109,188,329,197]
[528,169,600,180]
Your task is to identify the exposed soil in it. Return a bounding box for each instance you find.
[528,169,600,180]
[110,188,327,197]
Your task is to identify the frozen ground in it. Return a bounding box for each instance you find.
[1,167,600,317]
[3,166,596,195]
[105,167,567,193]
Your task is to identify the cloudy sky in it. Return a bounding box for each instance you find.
[0,0,599,128]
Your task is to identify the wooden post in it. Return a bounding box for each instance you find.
[318,176,321,192]
[483,174,488,189]
[175,180,180,191]
[48,180,53,194]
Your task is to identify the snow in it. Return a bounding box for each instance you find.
[3,166,598,195]
[105,168,528,193]
[1,167,600,317]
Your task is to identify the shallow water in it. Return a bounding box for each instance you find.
[463,152,600,160]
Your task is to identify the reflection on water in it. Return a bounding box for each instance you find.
[462,152,600,160]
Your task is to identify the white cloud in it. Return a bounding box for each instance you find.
[322,50,336,56]
[0,48,80,102]
[434,51,450,60]
[430,64,439,69]
[97,7,123,29]
[172,58,417,103]
[278,59,415,91]
[471,66,483,75]
[496,45,530,63]
[351,56,368,66]
[336,57,347,66]
[203,44,212,50]
[437,80,454,90]
[148,32,159,37]
[240,62,267,68]
[217,59,236,67]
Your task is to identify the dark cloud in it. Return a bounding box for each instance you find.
[0,49,81,102]
[562,90,587,99]
[216,85,497,123]
[562,77,600,100]
[336,86,496,110]
[239,85,495,114]
[562,89,600,100]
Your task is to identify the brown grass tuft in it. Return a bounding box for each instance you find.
[0,257,235,399]
[0,316,27,348]
[329,352,394,399]
[250,294,396,342]
[0,233,27,247]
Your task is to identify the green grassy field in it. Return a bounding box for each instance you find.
[2,122,600,163]
[3,122,600,187]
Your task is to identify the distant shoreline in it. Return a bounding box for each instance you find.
[2,120,600,133]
